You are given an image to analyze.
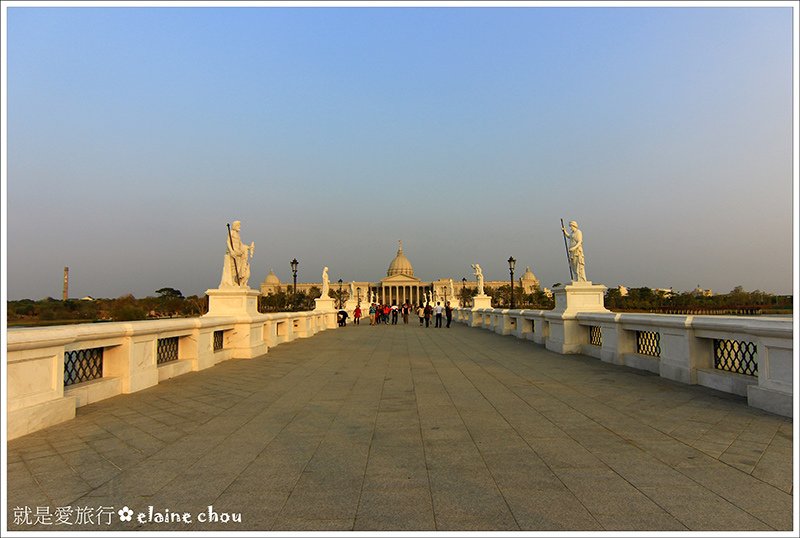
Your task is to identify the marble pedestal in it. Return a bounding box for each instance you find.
[468,295,493,327]
[314,297,337,311]
[471,295,492,309]
[204,287,266,358]
[546,282,609,354]
[205,287,260,316]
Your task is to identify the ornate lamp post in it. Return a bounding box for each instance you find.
[462,277,467,307]
[508,256,516,309]
[290,258,298,295]
[338,279,343,309]
[357,287,361,305]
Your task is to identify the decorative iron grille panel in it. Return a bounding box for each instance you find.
[157,337,179,364]
[636,331,661,357]
[714,339,758,376]
[589,326,602,347]
[64,347,103,386]
[213,330,224,352]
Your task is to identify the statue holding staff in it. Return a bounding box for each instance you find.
[561,220,587,282]
[219,220,254,288]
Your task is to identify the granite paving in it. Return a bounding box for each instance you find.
[6,322,795,531]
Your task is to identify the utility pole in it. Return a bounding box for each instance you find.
[63,267,69,301]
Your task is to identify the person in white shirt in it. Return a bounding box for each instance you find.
[434,302,444,328]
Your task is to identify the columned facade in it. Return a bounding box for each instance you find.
[373,283,429,306]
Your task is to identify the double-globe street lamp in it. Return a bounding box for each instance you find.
[338,279,343,309]
[290,258,298,296]
[508,256,516,309]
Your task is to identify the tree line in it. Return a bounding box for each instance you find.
[7,284,791,326]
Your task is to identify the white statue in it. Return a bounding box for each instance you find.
[350,281,356,301]
[471,264,485,295]
[449,279,455,301]
[219,220,255,288]
[562,220,587,282]
[321,267,330,296]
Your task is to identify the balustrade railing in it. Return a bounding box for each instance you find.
[636,330,661,357]
[8,307,339,440]
[157,337,179,364]
[714,339,758,376]
[64,348,104,386]
[452,306,791,418]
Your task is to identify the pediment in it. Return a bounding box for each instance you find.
[380,274,421,284]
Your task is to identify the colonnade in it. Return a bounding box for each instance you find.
[370,285,430,306]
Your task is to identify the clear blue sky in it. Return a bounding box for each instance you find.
[4,3,795,300]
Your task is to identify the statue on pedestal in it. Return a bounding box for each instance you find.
[350,281,356,302]
[471,264,485,295]
[449,279,455,301]
[321,267,330,296]
[219,220,255,288]
[561,220,587,282]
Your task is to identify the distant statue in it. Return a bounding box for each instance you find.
[471,264,485,295]
[219,220,255,288]
[321,267,330,296]
[449,279,455,300]
[562,220,587,282]
[350,281,356,301]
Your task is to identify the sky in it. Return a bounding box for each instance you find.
[3,1,796,300]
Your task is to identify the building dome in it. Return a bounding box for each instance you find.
[387,240,414,277]
[519,266,540,292]
[521,266,537,281]
[263,269,280,285]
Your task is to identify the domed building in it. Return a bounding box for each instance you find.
[259,269,282,295]
[368,240,427,305]
[386,240,415,277]
[260,241,432,306]
[259,240,539,308]
[519,266,540,293]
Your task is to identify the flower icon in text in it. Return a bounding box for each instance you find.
[118,507,133,522]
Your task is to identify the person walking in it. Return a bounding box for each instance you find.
[424,303,432,328]
[434,302,443,328]
[402,302,410,324]
[417,304,425,326]
[391,304,399,325]
[445,301,453,328]
[383,304,390,324]
[353,305,362,325]
[369,303,376,325]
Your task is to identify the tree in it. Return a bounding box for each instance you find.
[155,287,183,299]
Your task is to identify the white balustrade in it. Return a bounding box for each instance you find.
[454,307,792,418]
[7,309,338,439]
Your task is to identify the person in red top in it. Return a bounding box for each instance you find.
[353,305,362,325]
[383,304,390,324]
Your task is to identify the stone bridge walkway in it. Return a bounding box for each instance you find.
[6,322,794,531]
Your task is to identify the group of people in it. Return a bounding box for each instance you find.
[338,301,455,328]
